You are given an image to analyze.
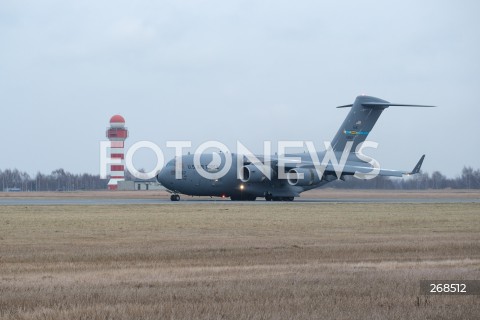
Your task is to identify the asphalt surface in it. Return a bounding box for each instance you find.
[0,197,479,205]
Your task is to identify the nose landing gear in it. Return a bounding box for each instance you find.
[170,194,180,201]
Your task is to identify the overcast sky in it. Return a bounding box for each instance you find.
[1,0,479,178]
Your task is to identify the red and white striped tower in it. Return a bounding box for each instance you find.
[106,115,128,190]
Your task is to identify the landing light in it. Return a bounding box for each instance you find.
[240,184,245,190]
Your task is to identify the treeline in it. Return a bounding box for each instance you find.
[0,168,107,191]
[1,166,480,191]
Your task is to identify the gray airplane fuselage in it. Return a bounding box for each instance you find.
[157,153,320,200]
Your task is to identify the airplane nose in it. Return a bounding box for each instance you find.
[156,166,169,186]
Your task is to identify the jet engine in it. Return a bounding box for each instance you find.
[287,168,321,186]
[240,164,268,183]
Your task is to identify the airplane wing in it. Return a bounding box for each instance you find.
[268,154,425,179]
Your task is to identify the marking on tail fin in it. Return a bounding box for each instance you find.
[344,130,369,135]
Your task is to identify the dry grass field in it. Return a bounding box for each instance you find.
[1,188,479,200]
[0,202,479,319]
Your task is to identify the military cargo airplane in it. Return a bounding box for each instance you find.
[156,95,434,201]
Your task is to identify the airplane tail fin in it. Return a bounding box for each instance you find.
[331,95,435,152]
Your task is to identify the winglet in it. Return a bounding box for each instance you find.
[407,155,425,175]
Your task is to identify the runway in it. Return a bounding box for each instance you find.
[1,197,479,205]
[1,190,479,205]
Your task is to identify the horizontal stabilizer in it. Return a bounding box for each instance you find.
[361,102,436,108]
[338,102,436,108]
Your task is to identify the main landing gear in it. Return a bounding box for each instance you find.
[170,194,180,201]
[265,193,294,201]
[230,195,257,201]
